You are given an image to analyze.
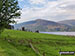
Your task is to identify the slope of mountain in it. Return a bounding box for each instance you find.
[58,20,75,31]
[14,19,70,32]
[58,20,75,26]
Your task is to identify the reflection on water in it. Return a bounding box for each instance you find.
[40,32,75,36]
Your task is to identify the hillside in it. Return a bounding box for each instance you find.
[0,29,75,56]
[14,19,69,31]
[58,20,75,26]
[58,20,75,31]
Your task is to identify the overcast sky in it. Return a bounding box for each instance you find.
[17,0,75,23]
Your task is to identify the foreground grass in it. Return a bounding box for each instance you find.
[0,29,75,56]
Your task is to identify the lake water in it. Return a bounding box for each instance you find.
[40,32,75,36]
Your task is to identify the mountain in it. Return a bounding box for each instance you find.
[58,20,75,26]
[58,20,75,31]
[14,19,70,32]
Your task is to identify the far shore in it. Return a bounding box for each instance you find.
[40,32,75,36]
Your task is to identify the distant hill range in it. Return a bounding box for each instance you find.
[13,19,75,32]
[58,20,75,26]
[58,20,75,31]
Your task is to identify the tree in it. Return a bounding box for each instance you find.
[0,0,21,33]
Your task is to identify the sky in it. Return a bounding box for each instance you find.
[17,0,75,23]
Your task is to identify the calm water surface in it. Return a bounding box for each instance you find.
[40,32,75,36]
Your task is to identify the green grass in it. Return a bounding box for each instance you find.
[0,29,75,56]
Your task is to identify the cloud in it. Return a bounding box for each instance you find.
[30,0,46,4]
[17,0,75,23]
[18,0,24,2]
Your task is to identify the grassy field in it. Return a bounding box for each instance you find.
[0,29,75,56]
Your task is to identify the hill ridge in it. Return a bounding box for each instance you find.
[14,19,70,31]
